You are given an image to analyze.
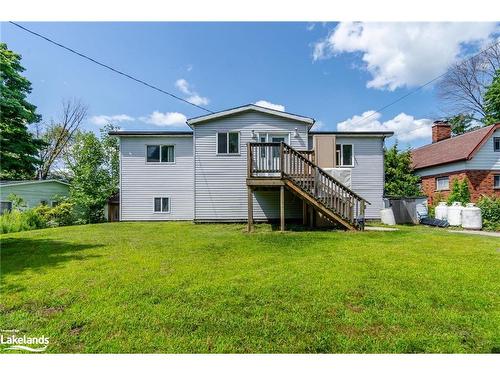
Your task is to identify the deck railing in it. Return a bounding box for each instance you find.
[248,142,368,228]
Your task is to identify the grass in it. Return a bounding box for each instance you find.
[0,222,499,353]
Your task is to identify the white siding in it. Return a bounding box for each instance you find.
[334,136,385,219]
[120,136,194,221]
[466,129,500,170]
[194,111,308,221]
[414,161,467,177]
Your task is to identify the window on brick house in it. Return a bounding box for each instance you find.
[494,175,500,189]
[494,137,500,152]
[436,176,449,191]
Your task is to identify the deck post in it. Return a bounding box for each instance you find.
[309,206,314,228]
[280,185,285,232]
[247,187,254,232]
[302,201,307,226]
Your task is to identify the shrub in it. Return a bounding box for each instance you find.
[0,208,47,234]
[33,200,76,227]
[477,195,500,231]
[447,177,470,205]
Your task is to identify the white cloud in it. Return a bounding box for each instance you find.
[337,111,433,142]
[254,100,285,112]
[90,114,134,126]
[306,23,315,31]
[313,22,498,90]
[175,78,209,106]
[140,111,187,127]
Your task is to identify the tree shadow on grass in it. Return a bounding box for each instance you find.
[0,237,103,282]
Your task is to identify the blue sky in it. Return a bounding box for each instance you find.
[2,22,498,148]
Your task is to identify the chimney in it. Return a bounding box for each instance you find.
[432,120,451,143]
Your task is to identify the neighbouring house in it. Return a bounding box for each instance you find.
[110,104,393,230]
[0,179,70,214]
[411,121,500,204]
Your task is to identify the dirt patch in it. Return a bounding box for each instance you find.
[346,303,364,313]
[41,306,65,317]
[70,323,85,336]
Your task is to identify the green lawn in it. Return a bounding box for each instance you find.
[0,222,499,353]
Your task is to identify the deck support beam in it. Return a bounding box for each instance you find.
[247,187,253,232]
[280,186,285,232]
[302,201,308,226]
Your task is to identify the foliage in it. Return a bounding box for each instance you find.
[1,222,499,353]
[446,177,471,205]
[65,130,117,223]
[100,124,120,191]
[483,69,500,125]
[33,199,75,227]
[428,192,445,218]
[7,193,26,210]
[0,208,45,233]
[0,43,44,180]
[384,143,421,197]
[477,195,500,231]
[446,113,479,136]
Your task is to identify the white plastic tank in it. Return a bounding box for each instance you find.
[435,202,448,220]
[447,202,463,226]
[380,208,396,225]
[461,203,482,230]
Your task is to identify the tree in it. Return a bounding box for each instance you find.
[384,143,422,197]
[100,124,120,192]
[0,43,44,179]
[65,127,119,223]
[483,69,500,125]
[446,113,479,136]
[36,99,88,180]
[447,177,470,205]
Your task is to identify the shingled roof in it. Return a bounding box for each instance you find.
[411,123,500,170]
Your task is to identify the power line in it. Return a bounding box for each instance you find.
[346,39,500,127]
[8,21,214,114]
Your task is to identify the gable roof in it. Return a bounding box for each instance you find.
[0,179,70,187]
[186,104,315,127]
[411,123,500,170]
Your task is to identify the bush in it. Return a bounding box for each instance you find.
[0,209,47,234]
[447,177,470,205]
[477,195,500,231]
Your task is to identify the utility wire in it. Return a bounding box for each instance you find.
[9,21,214,113]
[346,39,500,127]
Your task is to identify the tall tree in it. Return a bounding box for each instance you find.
[483,69,500,125]
[65,128,118,223]
[384,143,421,197]
[36,99,88,179]
[0,43,44,179]
[437,43,500,122]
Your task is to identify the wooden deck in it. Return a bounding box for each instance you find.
[246,142,369,232]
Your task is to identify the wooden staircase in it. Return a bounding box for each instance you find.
[247,142,369,231]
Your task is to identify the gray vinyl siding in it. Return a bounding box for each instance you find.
[0,181,69,209]
[466,129,500,170]
[415,161,467,177]
[334,136,385,219]
[194,111,308,221]
[120,136,194,221]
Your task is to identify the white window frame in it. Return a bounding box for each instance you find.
[494,175,500,189]
[153,197,170,213]
[216,131,240,155]
[145,145,176,164]
[436,176,450,191]
[335,143,354,167]
[494,137,500,152]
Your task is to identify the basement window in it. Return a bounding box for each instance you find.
[153,197,170,213]
[1,201,12,214]
[436,176,450,191]
[494,175,500,189]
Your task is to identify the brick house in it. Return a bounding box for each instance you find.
[411,121,500,204]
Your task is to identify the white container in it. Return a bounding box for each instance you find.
[380,208,396,225]
[461,203,482,230]
[435,202,448,220]
[447,202,463,226]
